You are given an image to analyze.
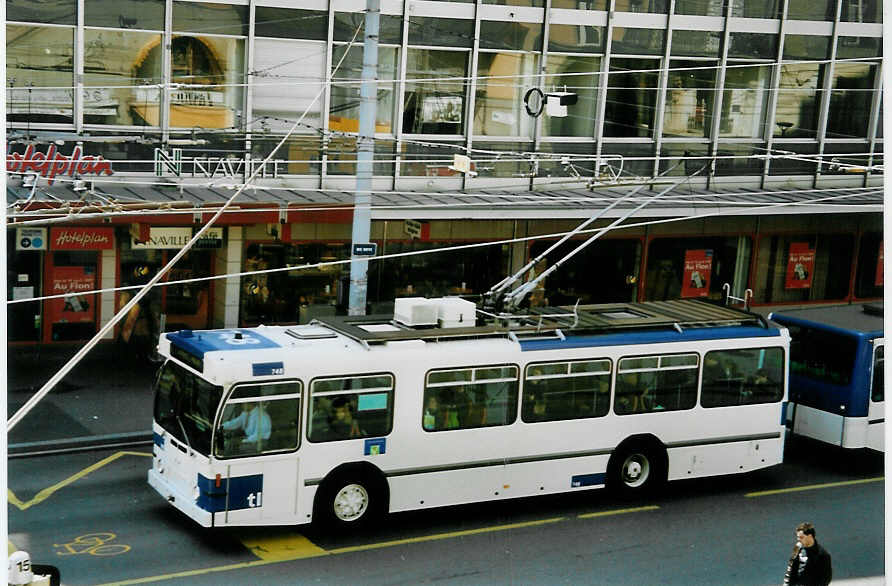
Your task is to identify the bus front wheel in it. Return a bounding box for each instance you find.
[315,470,386,530]
[607,440,666,497]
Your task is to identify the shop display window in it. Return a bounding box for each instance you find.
[474,52,539,137]
[854,232,883,299]
[240,243,348,327]
[528,239,641,305]
[6,25,75,124]
[753,235,854,303]
[368,242,507,312]
[644,236,752,302]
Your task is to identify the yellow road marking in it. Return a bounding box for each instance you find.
[746,476,883,498]
[327,516,565,555]
[8,451,152,511]
[578,505,659,519]
[97,504,662,584]
[242,534,327,561]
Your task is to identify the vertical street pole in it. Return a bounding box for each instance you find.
[348,0,379,315]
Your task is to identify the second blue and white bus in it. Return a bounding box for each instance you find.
[148,297,789,529]
[769,303,884,452]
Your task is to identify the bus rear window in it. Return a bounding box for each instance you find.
[787,325,856,385]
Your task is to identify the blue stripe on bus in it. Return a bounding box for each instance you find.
[519,326,781,352]
[153,432,165,448]
[197,473,263,513]
[571,473,605,488]
[167,329,280,358]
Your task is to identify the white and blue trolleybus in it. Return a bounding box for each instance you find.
[769,303,883,451]
[148,297,790,528]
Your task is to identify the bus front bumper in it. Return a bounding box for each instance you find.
[148,469,214,527]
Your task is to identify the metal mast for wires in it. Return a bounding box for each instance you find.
[348,0,379,315]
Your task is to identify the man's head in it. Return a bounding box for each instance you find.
[796,522,816,547]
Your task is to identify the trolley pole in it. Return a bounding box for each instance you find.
[348,0,379,315]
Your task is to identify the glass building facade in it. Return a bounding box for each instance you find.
[6,0,883,189]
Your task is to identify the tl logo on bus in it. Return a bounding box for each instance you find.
[246,492,262,508]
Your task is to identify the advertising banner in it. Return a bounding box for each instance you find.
[785,242,815,289]
[681,249,712,298]
[48,265,95,326]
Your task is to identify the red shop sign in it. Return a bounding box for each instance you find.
[681,249,713,298]
[875,241,883,287]
[50,227,114,250]
[785,242,815,290]
[7,144,113,185]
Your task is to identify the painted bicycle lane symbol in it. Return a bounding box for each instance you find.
[54,533,130,556]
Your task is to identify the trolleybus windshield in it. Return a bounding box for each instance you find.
[153,360,223,455]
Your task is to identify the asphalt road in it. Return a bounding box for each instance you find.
[7,438,884,586]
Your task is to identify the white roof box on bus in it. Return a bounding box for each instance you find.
[394,297,440,326]
[437,297,476,328]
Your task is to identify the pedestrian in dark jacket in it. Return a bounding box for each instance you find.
[784,522,832,586]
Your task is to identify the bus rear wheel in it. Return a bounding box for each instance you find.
[607,441,666,497]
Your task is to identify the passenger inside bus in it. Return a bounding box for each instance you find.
[328,397,363,439]
[615,372,654,414]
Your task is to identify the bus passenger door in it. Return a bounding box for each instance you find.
[217,454,300,525]
[867,341,884,451]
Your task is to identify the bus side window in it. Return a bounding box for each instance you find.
[871,345,884,402]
